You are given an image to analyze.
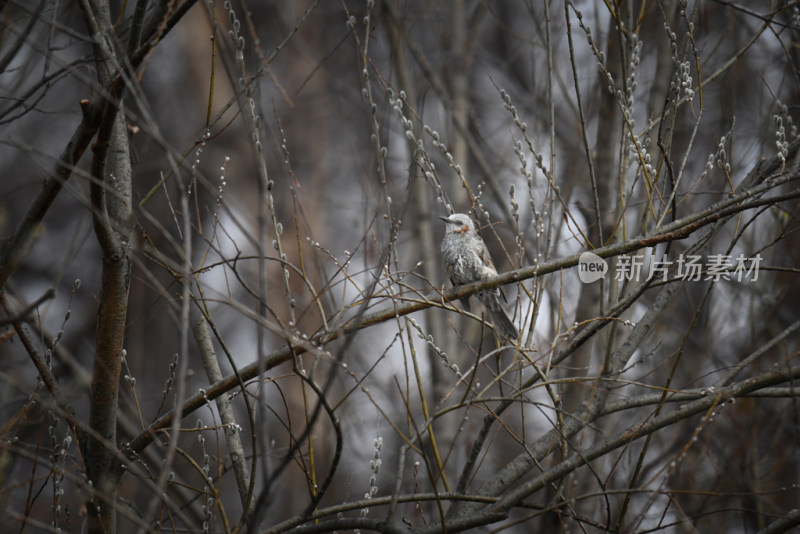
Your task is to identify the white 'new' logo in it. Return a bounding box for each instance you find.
[578,251,608,283]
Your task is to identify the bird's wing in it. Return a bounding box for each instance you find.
[477,243,497,272]
[477,242,508,302]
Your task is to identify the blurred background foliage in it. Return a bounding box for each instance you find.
[1,1,799,532]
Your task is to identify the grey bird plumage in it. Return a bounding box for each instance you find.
[440,213,518,339]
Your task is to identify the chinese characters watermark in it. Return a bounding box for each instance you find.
[578,252,762,283]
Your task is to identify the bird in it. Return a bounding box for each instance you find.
[440,213,518,340]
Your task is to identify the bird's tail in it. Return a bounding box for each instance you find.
[481,291,519,340]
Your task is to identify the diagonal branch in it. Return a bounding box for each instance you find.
[127,153,800,457]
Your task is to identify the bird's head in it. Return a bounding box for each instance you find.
[440,213,476,235]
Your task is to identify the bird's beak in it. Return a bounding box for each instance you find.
[439,216,451,224]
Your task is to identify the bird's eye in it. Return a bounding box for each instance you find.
[460,225,469,232]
